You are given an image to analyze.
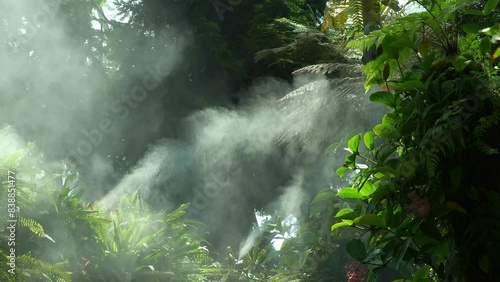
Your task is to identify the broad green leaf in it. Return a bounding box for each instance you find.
[364,131,375,150]
[370,91,396,109]
[452,57,468,72]
[353,214,386,228]
[337,188,363,199]
[373,124,398,139]
[413,265,431,282]
[348,134,361,153]
[346,239,367,261]
[335,208,357,220]
[345,154,357,168]
[390,39,416,50]
[395,80,425,91]
[461,23,482,34]
[382,35,400,59]
[337,166,349,177]
[382,112,397,125]
[480,37,492,54]
[331,221,350,231]
[484,0,499,15]
[311,189,338,206]
[360,181,376,196]
[313,189,338,200]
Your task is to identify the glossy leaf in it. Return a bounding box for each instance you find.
[353,214,386,228]
[337,187,363,199]
[331,221,351,232]
[337,166,349,177]
[335,208,357,220]
[364,131,375,150]
[360,181,376,196]
[348,134,361,153]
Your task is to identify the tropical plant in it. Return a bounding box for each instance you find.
[0,127,221,281]
[330,0,500,281]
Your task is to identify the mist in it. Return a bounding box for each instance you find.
[0,0,385,259]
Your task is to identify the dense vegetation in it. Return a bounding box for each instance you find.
[1,0,499,281]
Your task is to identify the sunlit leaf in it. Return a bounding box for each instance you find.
[331,221,350,231]
[337,166,349,177]
[363,131,375,150]
[360,181,376,196]
[335,208,357,219]
[337,187,363,199]
[353,214,386,228]
[348,134,361,153]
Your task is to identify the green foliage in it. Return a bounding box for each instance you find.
[330,0,500,281]
[0,135,218,281]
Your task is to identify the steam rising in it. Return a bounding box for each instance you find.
[1,0,385,255]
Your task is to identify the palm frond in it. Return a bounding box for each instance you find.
[292,63,363,77]
[277,77,380,148]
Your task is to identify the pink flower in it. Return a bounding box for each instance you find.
[344,261,368,282]
[405,191,431,218]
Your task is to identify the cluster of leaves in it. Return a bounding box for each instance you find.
[0,128,219,281]
[330,0,500,281]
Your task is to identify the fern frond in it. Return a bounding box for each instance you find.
[17,215,55,243]
[361,0,381,26]
[424,149,440,178]
[18,254,70,281]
